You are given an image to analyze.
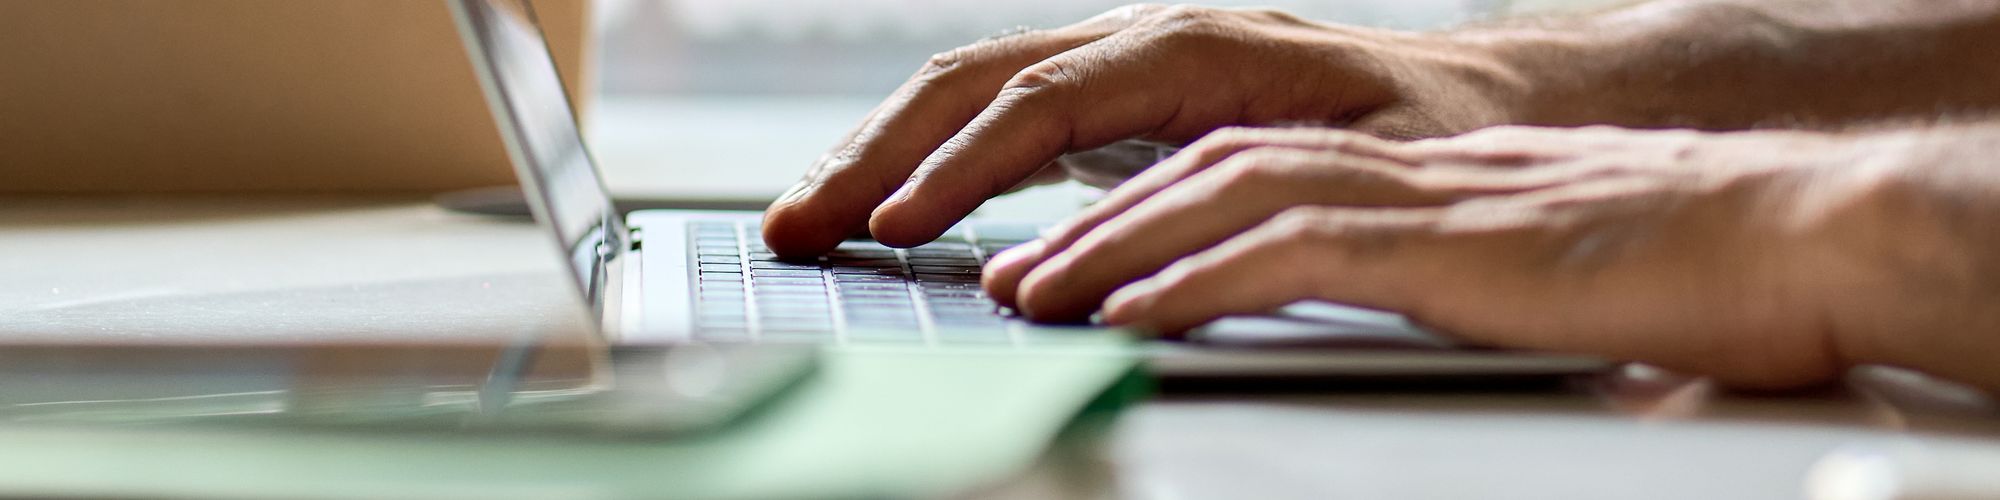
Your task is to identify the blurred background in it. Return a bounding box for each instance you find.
[594,0,1504,96]
[583,0,1521,213]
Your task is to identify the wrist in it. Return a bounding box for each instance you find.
[1438,1,1808,130]
[1787,127,2000,391]
[1430,23,1619,127]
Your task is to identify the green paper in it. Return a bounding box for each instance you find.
[0,345,1141,499]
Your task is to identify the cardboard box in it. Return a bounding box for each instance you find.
[0,0,593,193]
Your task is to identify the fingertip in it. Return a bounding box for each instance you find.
[1014,263,1097,324]
[760,197,847,258]
[866,199,951,247]
[1101,279,1159,326]
[981,239,1047,308]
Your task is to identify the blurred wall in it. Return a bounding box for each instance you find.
[0,0,591,193]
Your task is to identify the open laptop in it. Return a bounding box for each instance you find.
[448,0,1608,382]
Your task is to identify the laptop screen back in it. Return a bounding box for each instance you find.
[448,0,622,297]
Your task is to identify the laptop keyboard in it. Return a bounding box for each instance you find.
[689,221,1042,344]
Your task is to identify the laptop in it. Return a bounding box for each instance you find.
[447,0,1608,382]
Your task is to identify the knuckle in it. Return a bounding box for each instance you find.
[1000,59,1080,98]
[1266,206,1330,240]
[918,48,965,76]
[1214,149,1299,188]
[1151,4,1218,26]
[1135,4,1231,43]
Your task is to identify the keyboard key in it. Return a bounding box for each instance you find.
[752,276,822,285]
[847,292,911,302]
[927,293,994,305]
[826,257,902,267]
[697,247,740,256]
[751,269,823,278]
[831,266,904,276]
[917,281,982,290]
[907,248,974,258]
[756,295,830,306]
[934,315,1006,327]
[835,281,909,292]
[922,288,986,299]
[699,292,746,303]
[914,273,979,283]
[931,308,998,320]
[833,274,905,283]
[753,288,828,299]
[698,263,744,273]
[840,295,912,306]
[698,298,747,309]
[910,265,979,275]
[844,312,919,325]
[754,293,827,303]
[750,261,823,270]
[697,255,743,265]
[906,257,979,267]
[700,271,746,280]
[828,251,898,261]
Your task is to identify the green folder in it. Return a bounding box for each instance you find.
[0,345,1143,499]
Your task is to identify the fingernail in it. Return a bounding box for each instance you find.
[1102,280,1159,325]
[986,239,1046,270]
[775,180,812,206]
[882,181,917,207]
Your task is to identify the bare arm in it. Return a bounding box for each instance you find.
[1802,122,2000,391]
[762,0,2000,256]
[989,120,2000,391]
[1476,0,2000,129]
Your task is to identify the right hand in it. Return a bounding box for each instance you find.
[759,4,1532,257]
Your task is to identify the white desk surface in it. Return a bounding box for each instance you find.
[5,196,1999,499]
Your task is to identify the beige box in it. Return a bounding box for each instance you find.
[0,0,593,193]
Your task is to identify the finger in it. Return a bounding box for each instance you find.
[1013,149,1448,321]
[760,13,1142,257]
[863,40,1136,246]
[1101,206,1447,333]
[983,128,1413,307]
[1048,128,1418,249]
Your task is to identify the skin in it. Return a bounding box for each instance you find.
[758,0,2000,391]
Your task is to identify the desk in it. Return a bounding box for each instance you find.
[5,196,1999,499]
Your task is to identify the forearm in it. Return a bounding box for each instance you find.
[1455,0,2000,130]
[1802,122,2000,392]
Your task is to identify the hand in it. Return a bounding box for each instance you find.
[987,125,1898,389]
[760,4,1529,257]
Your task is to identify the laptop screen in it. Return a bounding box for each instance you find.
[448,0,622,297]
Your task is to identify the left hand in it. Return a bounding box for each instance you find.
[984,125,1882,388]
